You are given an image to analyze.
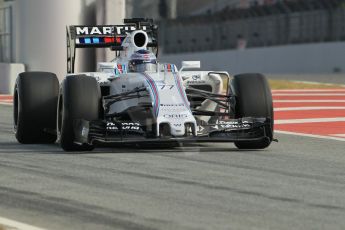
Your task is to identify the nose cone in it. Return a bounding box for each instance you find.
[169,122,195,137]
[170,122,185,136]
[158,122,188,137]
[158,117,196,137]
[161,113,188,137]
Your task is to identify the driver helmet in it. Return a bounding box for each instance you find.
[128,50,157,73]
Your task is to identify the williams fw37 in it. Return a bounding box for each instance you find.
[13,18,275,151]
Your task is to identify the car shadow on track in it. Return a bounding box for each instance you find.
[77,142,267,155]
[0,141,270,155]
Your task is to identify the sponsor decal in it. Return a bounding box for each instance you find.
[187,75,206,84]
[106,122,119,131]
[213,121,251,130]
[114,26,147,34]
[187,80,206,84]
[197,120,251,133]
[76,26,147,36]
[160,103,185,107]
[76,27,113,35]
[187,81,206,84]
[106,122,141,131]
[157,84,174,90]
[192,75,201,80]
[163,114,188,119]
[121,122,140,130]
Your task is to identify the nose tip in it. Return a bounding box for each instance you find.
[170,123,184,137]
[158,122,196,137]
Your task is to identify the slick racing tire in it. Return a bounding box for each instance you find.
[57,75,101,151]
[232,73,273,149]
[14,72,59,144]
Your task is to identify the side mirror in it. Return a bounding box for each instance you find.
[180,61,201,72]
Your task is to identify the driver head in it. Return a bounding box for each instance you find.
[128,50,157,73]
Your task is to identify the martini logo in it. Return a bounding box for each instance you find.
[76,26,148,35]
[76,27,113,35]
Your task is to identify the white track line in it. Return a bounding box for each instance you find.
[272,89,345,92]
[275,117,345,124]
[272,93,345,96]
[0,103,12,106]
[290,80,345,86]
[330,134,345,138]
[0,216,46,230]
[274,107,345,111]
[275,130,345,142]
[274,100,345,103]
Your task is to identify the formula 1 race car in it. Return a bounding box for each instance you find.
[13,18,275,151]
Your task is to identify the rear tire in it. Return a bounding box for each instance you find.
[231,73,273,149]
[57,75,101,151]
[14,72,59,144]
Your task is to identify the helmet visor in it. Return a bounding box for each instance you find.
[129,59,157,73]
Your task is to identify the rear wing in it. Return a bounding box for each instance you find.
[66,18,158,73]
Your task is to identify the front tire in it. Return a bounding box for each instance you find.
[57,75,101,151]
[14,72,59,144]
[231,73,273,149]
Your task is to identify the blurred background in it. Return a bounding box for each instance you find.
[1,0,345,94]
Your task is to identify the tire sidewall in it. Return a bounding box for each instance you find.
[57,75,101,151]
[231,73,274,149]
[14,72,59,144]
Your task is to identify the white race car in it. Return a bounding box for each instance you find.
[13,18,275,151]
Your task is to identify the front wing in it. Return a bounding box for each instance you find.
[73,117,272,145]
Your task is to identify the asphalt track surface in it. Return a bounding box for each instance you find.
[1,104,345,230]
